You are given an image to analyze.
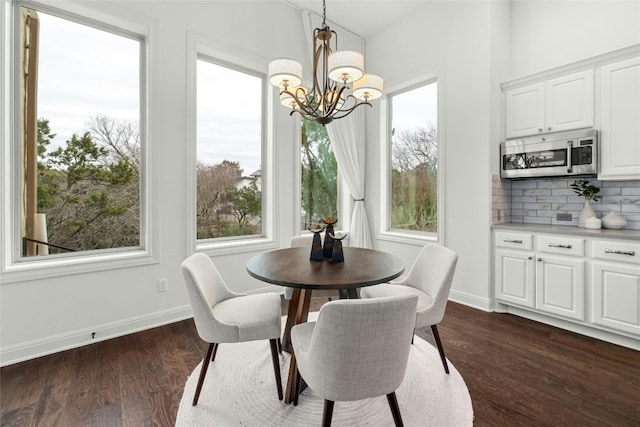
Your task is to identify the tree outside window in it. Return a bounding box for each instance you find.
[20,8,142,256]
[390,82,438,233]
[300,120,338,230]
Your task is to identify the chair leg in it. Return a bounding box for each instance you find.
[269,339,283,400]
[277,338,282,355]
[430,325,450,374]
[293,366,300,406]
[193,342,215,406]
[211,342,219,362]
[386,392,404,427]
[322,400,335,427]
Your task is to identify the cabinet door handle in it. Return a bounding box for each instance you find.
[538,258,542,262]
[503,239,523,244]
[528,256,533,260]
[548,243,572,249]
[605,249,635,256]
[538,128,543,133]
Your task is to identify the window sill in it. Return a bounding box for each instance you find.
[1,248,158,284]
[196,236,279,257]
[377,230,439,246]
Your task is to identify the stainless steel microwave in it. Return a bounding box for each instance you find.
[500,129,598,179]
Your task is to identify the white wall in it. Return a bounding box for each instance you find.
[363,0,639,311]
[0,0,307,366]
[511,0,640,77]
[364,1,510,309]
[2,0,639,366]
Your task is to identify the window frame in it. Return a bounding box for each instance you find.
[186,33,276,256]
[0,0,157,283]
[378,73,445,245]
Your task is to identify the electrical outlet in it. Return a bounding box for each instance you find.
[556,213,572,222]
[158,279,168,293]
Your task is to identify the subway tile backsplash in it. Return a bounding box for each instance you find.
[492,175,640,230]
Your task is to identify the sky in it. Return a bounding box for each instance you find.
[37,13,139,147]
[391,82,438,133]
[37,10,262,176]
[36,8,433,178]
[197,60,262,175]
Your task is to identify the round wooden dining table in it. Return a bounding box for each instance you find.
[246,246,405,404]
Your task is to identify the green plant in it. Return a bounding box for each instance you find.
[571,179,601,202]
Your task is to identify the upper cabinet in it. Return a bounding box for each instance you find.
[598,56,640,181]
[505,70,594,139]
[502,45,640,181]
[504,82,545,138]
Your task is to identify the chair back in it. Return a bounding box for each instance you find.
[405,244,458,324]
[290,233,316,248]
[181,253,238,342]
[303,295,418,402]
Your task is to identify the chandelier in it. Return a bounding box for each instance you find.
[268,0,383,125]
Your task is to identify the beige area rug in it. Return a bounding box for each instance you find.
[176,316,473,426]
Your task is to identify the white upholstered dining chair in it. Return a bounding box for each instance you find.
[180,253,283,406]
[360,243,458,374]
[291,295,418,427]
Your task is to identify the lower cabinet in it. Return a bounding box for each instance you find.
[494,229,640,345]
[496,247,585,321]
[495,249,534,307]
[592,262,640,336]
[536,255,585,321]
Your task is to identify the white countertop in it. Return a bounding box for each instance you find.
[492,223,640,241]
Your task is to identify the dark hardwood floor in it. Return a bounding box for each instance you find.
[2,299,639,426]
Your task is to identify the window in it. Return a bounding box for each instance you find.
[17,6,143,258]
[388,81,439,234]
[196,57,264,241]
[300,119,338,230]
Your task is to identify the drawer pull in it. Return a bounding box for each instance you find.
[503,239,522,244]
[548,243,572,249]
[604,249,636,256]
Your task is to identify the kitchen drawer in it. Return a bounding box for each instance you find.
[495,232,533,250]
[592,240,640,265]
[538,235,584,257]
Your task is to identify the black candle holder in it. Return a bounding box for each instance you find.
[329,232,348,263]
[322,217,338,258]
[309,227,325,261]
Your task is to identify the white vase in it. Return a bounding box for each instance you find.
[601,211,627,230]
[578,199,596,228]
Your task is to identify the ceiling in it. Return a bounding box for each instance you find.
[286,0,427,38]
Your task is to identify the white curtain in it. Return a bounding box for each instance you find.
[301,11,372,248]
[326,109,372,248]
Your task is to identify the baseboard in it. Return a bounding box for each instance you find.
[0,305,193,367]
[448,289,493,312]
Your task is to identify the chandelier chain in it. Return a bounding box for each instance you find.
[322,0,327,27]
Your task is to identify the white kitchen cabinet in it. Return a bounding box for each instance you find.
[494,228,640,347]
[495,249,535,307]
[495,232,585,321]
[592,262,640,336]
[505,83,545,139]
[591,239,640,336]
[535,255,585,321]
[598,56,640,180]
[505,70,594,139]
